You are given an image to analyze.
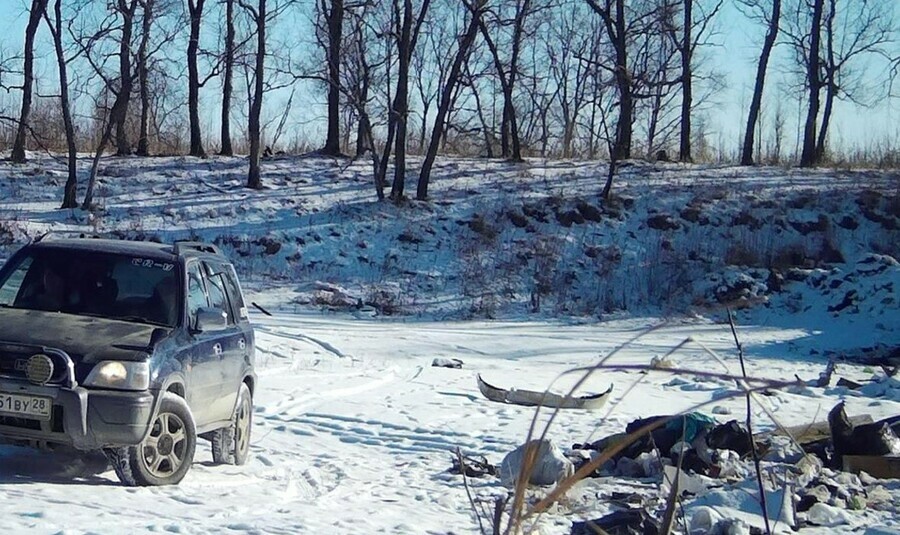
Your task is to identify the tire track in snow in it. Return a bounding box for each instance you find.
[285,413,510,455]
[260,370,399,420]
[255,325,352,360]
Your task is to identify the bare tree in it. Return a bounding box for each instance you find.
[815,0,893,160]
[78,0,142,209]
[220,0,236,155]
[115,0,140,155]
[785,0,893,166]
[241,0,266,188]
[478,0,540,161]
[43,0,78,207]
[739,0,781,166]
[546,2,594,158]
[678,0,692,161]
[585,0,633,160]
[417,0,487,199]
[10,0,49,163]
[135,0,156,156]
[388,0,432,200]
[187,0,207,157]
[798,0,823,167]
[320,0,344,155]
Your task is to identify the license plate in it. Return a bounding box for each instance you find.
[0,392,52,421]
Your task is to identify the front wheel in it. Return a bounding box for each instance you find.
[105,392,197,486]
[211,382,252,465]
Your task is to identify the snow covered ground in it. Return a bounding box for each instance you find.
[0,154,898,533]
[0,313,897,534]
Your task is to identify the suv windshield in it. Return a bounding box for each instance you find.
[0,248,181,327]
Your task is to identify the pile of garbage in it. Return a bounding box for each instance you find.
[454,402,900,533]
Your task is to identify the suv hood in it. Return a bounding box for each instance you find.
[0,308,162,363]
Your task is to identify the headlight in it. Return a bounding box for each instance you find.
[84,361,150,391]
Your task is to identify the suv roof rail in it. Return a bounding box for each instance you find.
[35,231,113,243]
[173,240,222,256]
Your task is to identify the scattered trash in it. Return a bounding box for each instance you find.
[570,509,659,535]
[562,406,900,530]
[688,506,723,533]
[829,402,900,465]
[707,518,762,535]
[449,453,496,478]
[842,455,900,479]
[432,358,463,369]
[476,374,613,409]
[662,464,708,495]
[500,439,574,488]
[707,420,753,458]
[805,502,853,527]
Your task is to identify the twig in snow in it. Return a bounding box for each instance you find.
[456,448,488,535]
[728,309,772,535]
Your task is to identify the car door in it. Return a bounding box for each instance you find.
[201,261,244,421]
[219,263,253,382]
[183,261,222,426]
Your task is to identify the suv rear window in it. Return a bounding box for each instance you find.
[0,248,180,327]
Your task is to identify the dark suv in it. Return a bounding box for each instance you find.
[0,237,255,486]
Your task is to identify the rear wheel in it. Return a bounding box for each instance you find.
[211,382,252,465]
[105,392,197,486]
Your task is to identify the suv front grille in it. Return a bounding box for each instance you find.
[0,415,42,430]
[0,406,65,433]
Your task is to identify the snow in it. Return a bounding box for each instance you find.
[0,153,898,533]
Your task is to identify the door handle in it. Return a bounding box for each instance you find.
[238,339,246,351]
[213,343,223,356]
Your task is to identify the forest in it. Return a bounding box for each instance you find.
[0,0,897,210]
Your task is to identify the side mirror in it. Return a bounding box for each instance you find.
[194,307,228,332]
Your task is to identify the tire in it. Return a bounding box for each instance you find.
[105,392,197,486]
[211,383,252,466]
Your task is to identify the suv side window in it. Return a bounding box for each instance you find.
[221,266,248,322]
[186,263,209,327]
[202,262,234,325]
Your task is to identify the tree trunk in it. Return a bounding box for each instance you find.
[377,115,395,199]
[390,0,414,201]
[507,0,527,161]
[478,19,523,163]
[247,0,266,189]
[417,2,484,200]
[136,0,154,156]
[468,65,494,158]
[815,0,836,161]
[220,0,235,156]
[612,1,631,160]
[588,0,632,160]
[188,0,206,157]
[321,0,344,155]
[46,0,78,208]
[678,0,692,162]
[376,34,395,199]
[800,0,824,167]
[82,123,114,210]
[11,0,49,164]
[355,113,371,157]
[115,0,137,156]
[741,0,781,166]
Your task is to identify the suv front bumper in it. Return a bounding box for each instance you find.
[0,379,155,450]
